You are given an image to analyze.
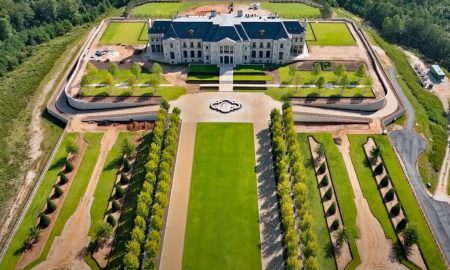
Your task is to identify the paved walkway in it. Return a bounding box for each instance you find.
[219,66,233,92]
[338,135,407,270]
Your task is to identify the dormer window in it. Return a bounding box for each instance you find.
[259,30,265,37]
[188,29,194,36]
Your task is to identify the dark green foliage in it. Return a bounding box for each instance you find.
[374,163,384,175]
[65,159,74,173]
[115,185,125,199]
[323,187,333,201]
[107,214,117,227]
[59,172,68,185]
[379,175,390,188]
[327,202,336,216]
[330,219,339,231]
[161,99,170,110]
[46,199,56,213]
[384,188,395,202]
[318,162,326,175]
[53,185,63,198]
[39,214,50,229]
[396,218,407,232]
[120,173,130,185]
[390,202,401,217]
[123,158,131,172]
[111,200,121,213]
[320,175,329,187]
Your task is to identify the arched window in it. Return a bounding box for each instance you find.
[224,45,229,53]
[252,51,256,58]
[266,51,270,58]
[259,51,263,58]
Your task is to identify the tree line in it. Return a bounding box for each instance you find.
[0,0,130,77]
[327,0,450,70]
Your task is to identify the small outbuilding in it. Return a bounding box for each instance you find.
[430,64,445,81]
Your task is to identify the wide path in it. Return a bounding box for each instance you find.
[160,93,283,269]
[338,135,407,270]
[387,66,450,263]
[34,130,117,270]
[219,66,233,92]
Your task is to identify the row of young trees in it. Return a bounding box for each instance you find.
[282,104,320,270]
[123,107,169,270]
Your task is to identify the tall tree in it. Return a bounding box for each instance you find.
[131,62,141,79]
[108,62,119,78]
[105,72,115,93]
[334,64,346,81]
[312,63,322,81]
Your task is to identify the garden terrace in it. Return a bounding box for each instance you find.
[260,2,321,19]
[234,64,272,84]
[130,2,212,19]
[99,22,148,45]
[306,22,356,46]
[187,64,219,82]
[182,123,261,270]
[351,135,446,270]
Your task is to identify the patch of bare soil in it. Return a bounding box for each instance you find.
[33,131,117,270]
[17,135,88,269]
[181,4,271,17]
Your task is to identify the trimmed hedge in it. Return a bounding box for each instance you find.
[46,199,57,213]
[65,160,74,173]
[39,214,50,229]
[384,188,395,202]
[327,202,336,216]
[330,219,339,231]
[390,202,401,217]
[53,185,63,198]
[123,158,131,172]
[318,162,326,175]
[111,200,121,213]
[120,173,130,185]
[323,187,333,201]
[379,175,389,188]
[374,163,384,175]
[107,214,117,227]
[115,185,125,199]
[320,175,329,187]
[59,172,68,185]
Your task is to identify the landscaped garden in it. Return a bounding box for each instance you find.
[348,135,447,270]
[234,64,272,83]
[306,22,356,46]
[99,22,148,45]
[182,123,261,270]
[187,64,219,82]
[130,2,212,18]
[260,2,321,19]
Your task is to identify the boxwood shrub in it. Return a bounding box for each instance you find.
[46,199,57,213]
[111,200,121,213]
[53,185,63,198]
[59,172,68,185]
[323,187,333,201]
[396,218,407,232]
[379,175,390,188]
[390,202,401,217]
[330,219,340,231]
[65,160,74,173]
[115,185,125,199]
[39,214,50,228]
[374,163,384,175]
[120,173,130,185]
[123,158,131,172]
[384,188,395,202]
[107,214,116,227]
[318,162,326,175]
[327,202,336,216]
[320,175,329,187]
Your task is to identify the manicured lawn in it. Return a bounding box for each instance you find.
[260,3,321,18]
[79,86,186,101]
[233,74,272,82]
[187,74,219,81]
[309,133,360,269]
[87,69,169,85]
[265,87,374,100]
[108,133,152,270]
[234,65,265,74]
[183,123,261,270]
[88,132,136,236]
[131,2,214,18]
[307,22,356,46]
[0,133,77,270]
[278,66,361,85]
[298,134,337,270]
[372,135,447,270]
[99,22,148,45]
[24,132,103,270]
[188,64,219,74]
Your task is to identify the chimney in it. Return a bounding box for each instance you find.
[237,10,243,17]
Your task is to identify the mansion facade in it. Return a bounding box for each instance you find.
[147,11,307,66]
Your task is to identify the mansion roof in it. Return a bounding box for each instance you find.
[149,14,305,42]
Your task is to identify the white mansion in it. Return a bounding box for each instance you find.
[147,11,307,66]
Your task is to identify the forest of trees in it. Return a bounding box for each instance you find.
[0,0,129,77]
[328,0,450,70]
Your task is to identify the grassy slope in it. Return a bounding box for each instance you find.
[99,22,148,45]
[260,3,321,18]
[24,133,103,270]
[0,133,76,269]
[373,135,446,270]
[310,134,360,269]
[182,123,261,270]
[307,22,356,46]
[298,134,337,270]
[108,132,152,270]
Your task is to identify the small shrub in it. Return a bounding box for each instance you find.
[123,159,131,172]
[65,160,74,173]
[111,200,121,212]
[390,202,401,217]
[379,175,389,188]
[323,187,333,201]
[115,185,125,199]
[46,199,57,213]
[374,163,384,175]
[384,188,395,202]
[320,175,329,187]
[53,185,63,198]
[396,218,408,232]
[318,162,326,175]
[39,214,50,229]
[151,215,163,231]
[107,215,116,227]
[330,219,340,231]
[120,173,130,185]
[327,202,336,216]
[59,172,68,185]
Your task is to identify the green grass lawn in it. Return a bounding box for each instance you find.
[0,133,77,270]
[265,87,374,100]
[23,132,103,270]
[372,135,447,270]
[307,22,356,46]
[234,65,265,74]
[99,22,148,45]
[187,74,220,81]
[79,86,186,101]
[278,66,361,85]
[188,64,219,74]
[108,132,152,270]
[260,3,321,18]
[309,133,360,269]
[88,69,169,85]
[298,134,337,270]
[234,74,273,82]
[183,123,261,270]
[131,2,215,18]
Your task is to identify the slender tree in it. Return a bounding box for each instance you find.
[355,64,366,81]
[339,74,349,94]
[105,72,115,93]
[152,62,162,81]
[316,76,326,94]
[130,62,141,79]
[127,75,137,91]
[312,63,322,81]
[107,62,119,78]
[334,64,346,81]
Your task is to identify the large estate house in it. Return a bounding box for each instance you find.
[147,10,307,66]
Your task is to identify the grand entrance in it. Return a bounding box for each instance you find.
[219,55,234,65]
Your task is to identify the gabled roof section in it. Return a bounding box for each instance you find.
[283,20,305,34]
[170,21,213,39]
[235,24,249,41]
[148,20,172,34]
[206,25,242,42]
[241,21,290,40]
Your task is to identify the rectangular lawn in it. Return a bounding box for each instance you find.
[307,22,356,46]
[183,123,261,270]
[99,22,148,45]
[260,3,321,18]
